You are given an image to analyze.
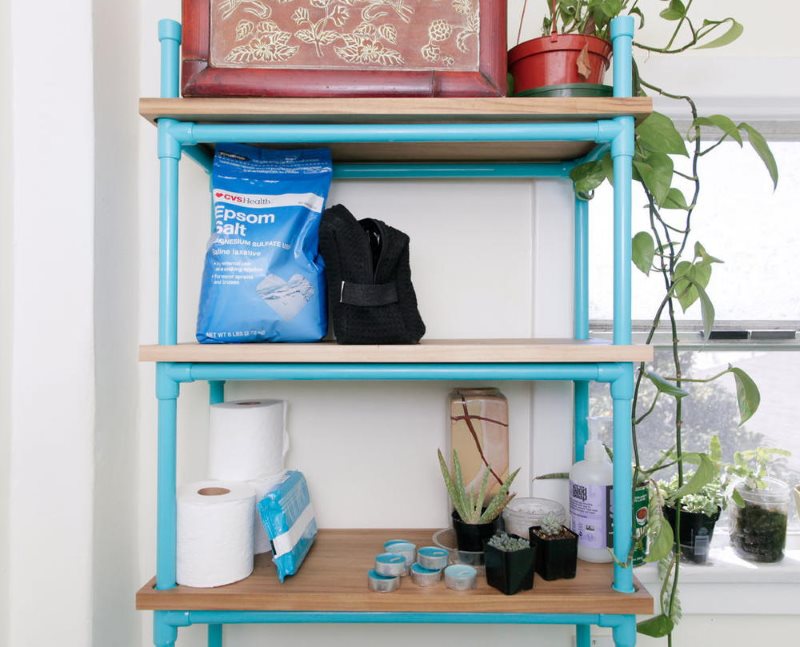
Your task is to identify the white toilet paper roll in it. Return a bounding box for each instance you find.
[208,399,289,481]
[249,471,289,555]
[177,481,256,588]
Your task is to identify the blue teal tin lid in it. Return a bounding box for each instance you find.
[410,563,441,575]
[417,546,448,559]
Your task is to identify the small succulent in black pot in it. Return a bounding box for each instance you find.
[529,512,578,581]
[484,532,535,595]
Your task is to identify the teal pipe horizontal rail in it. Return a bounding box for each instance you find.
[178,155,583,179]
[168,121,622,146]
[161,362,629,384]
[333,162,575,179]
[158,610,634,627]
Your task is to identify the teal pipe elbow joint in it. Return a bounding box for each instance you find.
[156,363,182,400]
[611,117,635,159]
[158,119,183,160]
[609,364,634,400]
[610,16,635,39]
[158,19,182,44]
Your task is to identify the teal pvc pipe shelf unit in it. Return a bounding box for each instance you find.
[142,15,649,647]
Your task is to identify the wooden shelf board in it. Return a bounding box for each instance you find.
[139,97,652,125]
[138,97,651,163]
[138,339,653,363]
[136,529,653,614]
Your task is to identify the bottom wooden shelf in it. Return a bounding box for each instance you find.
[137,529,653,615]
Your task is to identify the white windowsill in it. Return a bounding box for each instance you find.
[635,535,800,615]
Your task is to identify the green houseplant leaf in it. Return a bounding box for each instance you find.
[670,453,717,499]
[739,122,779,189]
[728,365,761,425]
[691,115,742,145]
[661,188,690,210]
[632,231,655,275]
[696,18,744,49]
[637,112,688,157]
[634,152,674,206]
[645,371,689,399]
[638,614,675,637]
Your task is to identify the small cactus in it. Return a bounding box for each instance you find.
[538,512,564,537]
[487,531,530,552]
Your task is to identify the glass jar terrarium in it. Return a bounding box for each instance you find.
[729,477,790,563]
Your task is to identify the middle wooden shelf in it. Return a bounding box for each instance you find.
[139,339,653,364]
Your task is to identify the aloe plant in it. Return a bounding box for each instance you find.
[437,449,519,524]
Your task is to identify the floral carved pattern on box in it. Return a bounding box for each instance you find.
[210,0,481,71]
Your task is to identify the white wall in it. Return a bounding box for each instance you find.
[0,0,13,642]
[5,2,96,646]
[92,0,143,644]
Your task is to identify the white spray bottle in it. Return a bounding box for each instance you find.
[570,416,614,563]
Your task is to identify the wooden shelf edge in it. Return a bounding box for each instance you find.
[138,339,654,364]
[136,529,654,615]
[139,96,653,126]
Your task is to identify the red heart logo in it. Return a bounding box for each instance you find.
[215,192,223,197]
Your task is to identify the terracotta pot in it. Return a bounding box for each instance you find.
[508,34,612,95]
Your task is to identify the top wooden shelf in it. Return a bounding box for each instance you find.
[138,97,652,163]
[139,97,652,125]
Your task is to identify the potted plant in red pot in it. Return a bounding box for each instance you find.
[508,0,621,96]
[437,449,519,554]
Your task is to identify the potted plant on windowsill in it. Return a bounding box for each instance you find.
[485,531,536,595]
[529,512,578,580]
[659,470,724,565]
[726,447,792,563]
[437,449,519,553]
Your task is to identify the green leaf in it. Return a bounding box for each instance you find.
[739,122,779,189]
[694,242,723,265]
[728,366,761,425]
[632,231,655,276]
[697,18,744,49]
[659,0,686,21]
[691,115,742,145]
[634,152,673,206]
[671,453,717,499]
[710,435,722,463]
[645,371,689,399]
[673,261,711,311]
[693,281,716,340]
[662,187,690,210]
[570,155,612,196]
[637,112,688,157]
[645,505,675,564]
[732,488,745,507]
[638,614,675,638]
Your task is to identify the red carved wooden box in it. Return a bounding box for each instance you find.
[182,0,507,97]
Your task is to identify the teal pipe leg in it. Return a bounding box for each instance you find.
[612,616,637,647]
[611,365,635,593]
[574,381,590,462]
[154,611,178,647]
[576,624,592,647]
[209,381,226,405]
[208,624,223,647]
[156,364,179,589]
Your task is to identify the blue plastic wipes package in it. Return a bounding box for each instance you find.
[196,144,333,343]
[258,471,317,583]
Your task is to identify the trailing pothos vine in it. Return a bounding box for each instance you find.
[563,0,778,643]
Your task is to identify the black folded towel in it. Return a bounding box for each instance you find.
[319,204,426,344]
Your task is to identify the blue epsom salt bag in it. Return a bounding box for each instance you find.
[197,144,332,343]
[258,471,317,583]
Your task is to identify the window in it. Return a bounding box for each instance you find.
[587,140,800,531]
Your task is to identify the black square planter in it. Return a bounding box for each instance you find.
[484,538,536,595]
[529,526,578,581]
